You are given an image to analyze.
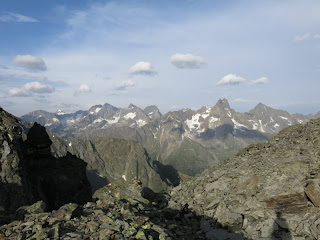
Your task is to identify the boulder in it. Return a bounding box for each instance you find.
[305,181,320,207]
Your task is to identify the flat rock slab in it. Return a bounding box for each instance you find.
[305,181,320,207]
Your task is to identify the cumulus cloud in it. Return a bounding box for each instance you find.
[14,55,47,71]
[216,74,246,85]
[170,53,206,69]
[129,62,157,76]
[9,82,55,97]
[250,77,269,85]
[115,80,135,90]
[294,33,310,42]
[0,12,38,23]
[74,84,91,96]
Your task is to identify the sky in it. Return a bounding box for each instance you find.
[0,0,319,116]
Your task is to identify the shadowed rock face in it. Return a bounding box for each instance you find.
[0,111,92,215]
[22,123,92,210]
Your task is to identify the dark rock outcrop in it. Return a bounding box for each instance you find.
[0,110,92,218]
[22,123,92,211]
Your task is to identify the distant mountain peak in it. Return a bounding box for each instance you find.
[128,103,137,109]
[214,98,231,109]
[56,109,67,115]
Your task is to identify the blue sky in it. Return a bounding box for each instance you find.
[0,0,319,116]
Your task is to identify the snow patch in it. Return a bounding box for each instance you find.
[107,116,120,124]
[95,107,101,113]
[231,118,247,129]
[52,118,59,122]
[274,123,280,128]
[66,119,75,124]
[249,120,258,130]
[209,117,219,128]
[185,114,202,130]
[279,116,292,125]
[93,118,105,124]
[45,123,53,127]
[122,175,127,181]
[68,142,72,147]
[270,117,274,122]
[136,119,147,127]
[259,120,265,132]
[182,130,193,139]
[123,112,136,119]
[224,108,232,117]
[201,113,210,119]
[56,110,67,115]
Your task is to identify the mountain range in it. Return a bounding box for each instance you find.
[2,104,320,239]
[21,99,320,176]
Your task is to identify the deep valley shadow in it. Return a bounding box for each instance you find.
[86,169,109,193]
[152,160,180,187]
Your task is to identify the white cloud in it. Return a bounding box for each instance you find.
[129,62,157,76]
[232,98,256,103]
[314,34,320,39]
[216,74,246,85]
[74,84,91,96]
[0,12,38,23]
[250,77,269,85]
[115,80,135,90]
[294,33,310,42]
[14,55,47,71]
[170,53,206,69]
[9,82,55,97]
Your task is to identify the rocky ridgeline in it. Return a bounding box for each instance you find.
[169,118,320,239]
[22,99,319,177]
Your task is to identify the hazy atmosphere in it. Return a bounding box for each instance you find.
[1,0,319,116]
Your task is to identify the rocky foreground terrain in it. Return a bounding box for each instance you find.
[2,106,320,239]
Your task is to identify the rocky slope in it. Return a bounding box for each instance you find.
[169,117,320,239]
[0,176,250,240]
[49,135,176,193]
